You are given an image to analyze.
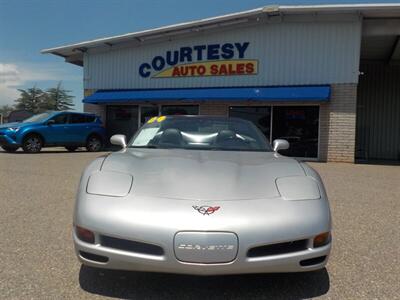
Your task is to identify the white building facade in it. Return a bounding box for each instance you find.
[43,4,400,163]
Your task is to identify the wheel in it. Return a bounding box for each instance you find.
[86,135,102,152]
[1,146,18,153]
[22,134,43,153]
[65,146,78,152]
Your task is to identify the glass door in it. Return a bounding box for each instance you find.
[272,106,319,158]
[161,105,199,115]
[229,106,272,142]
[106,105,139,142]
[140,106,159,126]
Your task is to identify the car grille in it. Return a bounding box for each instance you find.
[247,239,308,257]
[100,235,164,256]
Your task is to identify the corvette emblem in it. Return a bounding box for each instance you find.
[193,205,220,215]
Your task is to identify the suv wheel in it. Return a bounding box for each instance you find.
[65,146,78,152]
[1,146,19,153]
[86,135,102,152]
[22,134,43,153]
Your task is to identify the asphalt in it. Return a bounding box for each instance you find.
[0,148,399,299]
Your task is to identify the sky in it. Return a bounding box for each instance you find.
[0,0,396,111]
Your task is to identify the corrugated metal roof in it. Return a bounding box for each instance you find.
[41,3,400,60]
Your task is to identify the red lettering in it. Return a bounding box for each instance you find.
[236,63,245,74]
[245,63,254,74]
[219,64,227,75]
[188,65,197,76]
[228,64,236,75]
[180,66,188,76]
[210,64,218,75]
[172,67,180,77]
[197,65,206,75]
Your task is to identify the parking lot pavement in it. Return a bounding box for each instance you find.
[0,148,399,299]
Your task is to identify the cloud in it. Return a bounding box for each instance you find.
[0,64,20,85]
[0,62,81,106]
[0,64,22,106]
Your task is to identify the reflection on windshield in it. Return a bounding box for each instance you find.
[130,117,272,152]
[22,112,51,123]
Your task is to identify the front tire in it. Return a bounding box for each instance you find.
[86,135,102,152]
[1,146,19,153]
[22,134,43,153]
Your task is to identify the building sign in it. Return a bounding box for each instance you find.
[139,42,258,78]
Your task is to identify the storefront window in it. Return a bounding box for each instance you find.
[140,106,159,126]
[272,106,319,158]
[161,105,199,116]
[106,106,139,141]
[229,106,271,141]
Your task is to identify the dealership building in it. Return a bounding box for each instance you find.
[43,4,400,163]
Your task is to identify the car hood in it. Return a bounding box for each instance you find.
[100,149,305,201]
[0,122,35,130]
[0,122,21,129]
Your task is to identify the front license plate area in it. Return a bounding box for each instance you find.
[174,231,238,263]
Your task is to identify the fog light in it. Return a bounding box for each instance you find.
[76,226,95,244]
[313,232,331,248]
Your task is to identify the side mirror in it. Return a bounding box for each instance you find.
[110,134,127,148]
[46,119,55,126]
[272,139,290,152]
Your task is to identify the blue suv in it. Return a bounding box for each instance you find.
[0,111,106,153]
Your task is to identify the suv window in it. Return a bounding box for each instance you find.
[50,114,68,124]
[69,114,87,124]
[85,115,96,123]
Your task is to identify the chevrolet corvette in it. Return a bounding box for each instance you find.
[73,115,331,275]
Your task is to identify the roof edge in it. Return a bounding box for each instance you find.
[41,3,400,56]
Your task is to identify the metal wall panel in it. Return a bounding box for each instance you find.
[356,63,400,161]
[83,19,361,90]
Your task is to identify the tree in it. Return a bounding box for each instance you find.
[43,82,75,111]
[0,105,14,118]
[14,86,46,114]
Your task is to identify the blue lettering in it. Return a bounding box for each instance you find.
[193,45,206,60]
[235,42,249,59]
[152,56,165,71]
[166,50,179,65]
[139,42,251,77]
[207,44,220,60]
[221,43,234,59]
[179,47,192,63]
[139,63,151,78]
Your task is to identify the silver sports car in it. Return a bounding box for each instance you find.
[74,115,331,275]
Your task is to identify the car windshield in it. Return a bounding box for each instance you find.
[22,112,52,123]
[129,116,272,152]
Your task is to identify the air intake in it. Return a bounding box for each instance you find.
[300,256,327,266]
[79,251,109,263]
[247,239,308,257]
[100,235,164,256]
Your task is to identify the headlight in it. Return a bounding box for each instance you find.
[313,232,331,247]
[86,171,133,197]
[75,226,95,244]
[275,176,320,200]
[8,127,20,132]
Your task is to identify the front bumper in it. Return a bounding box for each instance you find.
[0,134,20,147]
[73,230,331,275]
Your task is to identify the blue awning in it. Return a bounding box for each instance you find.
[83,86,330,104]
